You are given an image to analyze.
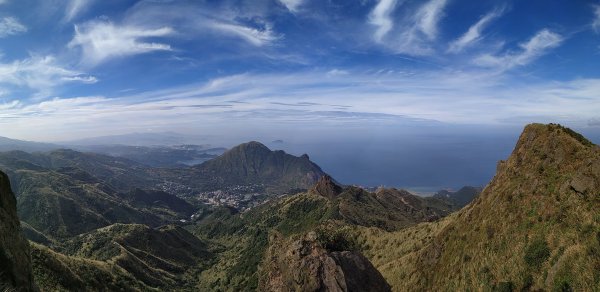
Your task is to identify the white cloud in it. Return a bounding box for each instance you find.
[448,7,504,53]
[0,55,97,90]
[593,4,600,32]
[369,0,399,42]
[64,0,94,22]
[376,0,449,55]
[278,0,304,12]
[474,29,563,71]
[68,20,174,66]
[0,17,27,37]
[210,22,279,47]
[415,0,448,40]
[3,68,600,141]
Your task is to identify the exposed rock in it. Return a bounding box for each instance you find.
[0,170,36,291]
[260,232,390,292]
[310,175,343,199]
[569,173,595,195]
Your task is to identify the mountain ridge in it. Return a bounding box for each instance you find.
[360,123,600,291]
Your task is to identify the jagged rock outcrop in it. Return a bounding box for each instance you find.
[260,232,391,292]
[310,175,343,199]
[0,171,36,291]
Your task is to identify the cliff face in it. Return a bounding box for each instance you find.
[0,171,35,291]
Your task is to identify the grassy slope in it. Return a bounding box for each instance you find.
[58,223,213,290]
[30,242,153,292]
[359,124,600,291]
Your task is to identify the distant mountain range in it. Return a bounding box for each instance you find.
[0,136,59,153]
[73,144,226,167]
[60,131,202,146]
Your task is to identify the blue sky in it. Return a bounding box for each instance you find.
[0,0,599,142]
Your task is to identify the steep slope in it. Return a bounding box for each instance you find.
[60,224,213,289]
[12,169,164,239]
[0,171,35,291]
[30,242,151,291]
[433,186,482,209]
[361,124,600,291]
[174,141,326,193]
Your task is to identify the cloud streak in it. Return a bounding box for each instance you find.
[278,0,304,12]
[474,29,563,71]
[593,4,600,32]
[448,7,504,53]
[369,0,400,42]
[2,69,599,141]
[0,55,96,90]
[378,0,449,55]
[64,0,94,22]
[0,17,26,37]
[210,21,279,47]
[415,0,448,40]
[69,20,174,66]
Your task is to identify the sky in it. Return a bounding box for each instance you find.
[0,0,598,141]
[0,0,599,188]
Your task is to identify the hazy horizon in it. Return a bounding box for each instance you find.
[3,122,599,192]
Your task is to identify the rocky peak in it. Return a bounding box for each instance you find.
[309,175,343,199]
[260,232,391,292]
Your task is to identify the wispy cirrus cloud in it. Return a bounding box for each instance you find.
[369,0,400,42]
[474,29,563,71]
[379,0,449,55]
[210,21,279,47]
[0,55,96,89]
[278,0,304,12]
[0,16,26,37]
[592,4,600,32]
[64,0,95,22]
[415,0,448,40]
[448,7,505,53]
[68,20,174,66]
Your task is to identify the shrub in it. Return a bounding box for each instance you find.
[553,274,574,292]
[494,281,514,292]
[315,226,359,252]
[524,238,550,268]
